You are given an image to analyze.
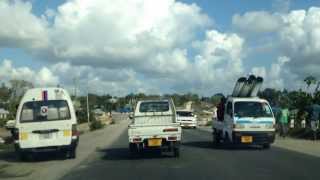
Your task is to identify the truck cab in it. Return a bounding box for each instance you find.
[213,97,276,149]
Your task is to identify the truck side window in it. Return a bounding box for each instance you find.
[226,102,233,116]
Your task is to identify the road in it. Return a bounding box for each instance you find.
[0,113,128,180]
[61,128,320,180]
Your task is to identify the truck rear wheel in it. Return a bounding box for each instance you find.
[129,143,138,153]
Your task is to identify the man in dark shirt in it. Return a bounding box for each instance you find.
[217,97,226,121]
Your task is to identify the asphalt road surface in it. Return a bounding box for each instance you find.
[61,128,320,180]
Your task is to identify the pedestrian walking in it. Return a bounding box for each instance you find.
[279,107,289,138]
[309,103,320,140]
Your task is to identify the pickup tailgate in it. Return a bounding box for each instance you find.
[128,123,182,142]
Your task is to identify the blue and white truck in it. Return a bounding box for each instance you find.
[212,75,276,149]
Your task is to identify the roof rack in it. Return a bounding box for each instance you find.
[231,75,263,98]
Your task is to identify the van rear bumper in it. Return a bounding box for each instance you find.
[232,131,275,145]
[15,138,78,153]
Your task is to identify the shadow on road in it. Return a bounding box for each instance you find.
[182,141,264,151]
[0,149,71,163]
[98,147,176,161]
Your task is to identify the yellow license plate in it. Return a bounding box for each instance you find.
[241,136,253,143]
[148,139,162,147]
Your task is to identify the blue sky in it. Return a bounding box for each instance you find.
[1,0,320,95]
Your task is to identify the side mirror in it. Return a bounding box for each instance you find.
[129,114,133,119]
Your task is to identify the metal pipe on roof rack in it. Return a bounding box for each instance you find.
[232,77,247,97]
[239,75,256,97]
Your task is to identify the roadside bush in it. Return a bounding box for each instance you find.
[89,112,104,131]
[288,127,320,140]
[0,119,7,127]
[205,120,212,126]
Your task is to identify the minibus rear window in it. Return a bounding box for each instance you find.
[20,100,71,122]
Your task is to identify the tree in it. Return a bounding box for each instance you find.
[304,76,317,89]
[8,80,34,119]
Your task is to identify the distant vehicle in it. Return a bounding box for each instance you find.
[13,88,79,160]
[128,99,182,157]
[176,110,197,128]
[5,120,16,130]
[212,76,276,149]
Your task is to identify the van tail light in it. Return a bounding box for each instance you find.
[163,128,178,132]
[13,129,19,140]
[72,124,79,137]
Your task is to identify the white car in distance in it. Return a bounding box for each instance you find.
[176,110,197,128]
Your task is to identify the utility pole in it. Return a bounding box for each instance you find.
[87,83,90,124]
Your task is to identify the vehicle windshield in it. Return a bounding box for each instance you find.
[177,111,194,117]
[20,100,71,123]
[139,101,169,112]
[234,101,273,118]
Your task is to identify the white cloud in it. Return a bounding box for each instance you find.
[0,0,48,49]
[251,56,302,90]
[0,59,58,86]
[234,7,320,89]
[6,0,320,95]
[232,11,281,34]
[279,7,320,78]
[47,0,210,69]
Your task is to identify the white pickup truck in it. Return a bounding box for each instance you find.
[128,99,182,157]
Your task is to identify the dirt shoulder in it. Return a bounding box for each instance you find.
[0,120,129,180]
[197,126,320,157]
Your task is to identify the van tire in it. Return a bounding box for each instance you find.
[66,149,76,159]
[263,144,270,149]
[18,152,28,161]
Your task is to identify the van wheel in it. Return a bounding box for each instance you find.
[66,149,76,159]
[263,144,270,149]
[18,152,28,161]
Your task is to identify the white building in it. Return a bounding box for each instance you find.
[0,108,9,119]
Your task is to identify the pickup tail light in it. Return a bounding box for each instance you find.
[163,128,178,132]
[72,124,79,136]
[133,137,142,142]
[168,136,177,141]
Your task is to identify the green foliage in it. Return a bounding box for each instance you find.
[304,76,317,88]
[0,118,7,127]
[89,111,104,130]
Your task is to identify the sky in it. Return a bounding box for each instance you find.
[1,0,320,96]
